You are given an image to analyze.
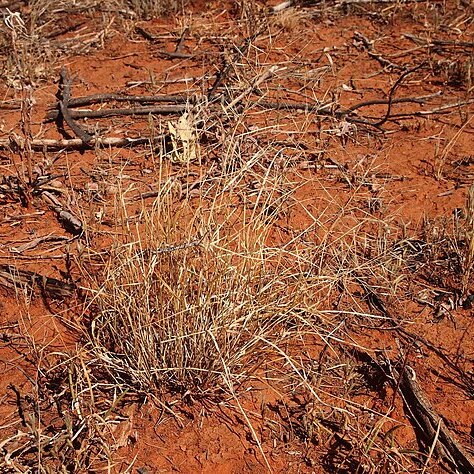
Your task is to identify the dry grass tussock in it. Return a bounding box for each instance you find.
[72,144,419,469]
[81,191,316,397]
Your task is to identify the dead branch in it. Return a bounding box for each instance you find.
[41,191,82,235]
[66,93,189,107]
[1,136,165,151]
[403,33,474,49]
[46,103,189,121]
[58,66,93,144]
[393,364,474,473]
[353,31,404,71]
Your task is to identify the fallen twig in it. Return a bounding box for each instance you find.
[392,364,474,473]
[41,190,83,235]
[354,31,404,71]
[58,66,93,144]
[46,103,189,121]
[403,33,474,49]
[1,135,166,150]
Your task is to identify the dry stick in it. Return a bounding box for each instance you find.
[58,67,93,144]
[46,104,189,121]
[68,93,189,107]
[354,31,404,71]
[0,136,164,151]
[357,278,474,473]
[371,62,427,128]
[403,33,474,49]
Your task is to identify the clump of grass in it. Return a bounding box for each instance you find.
[80,171,317,398]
